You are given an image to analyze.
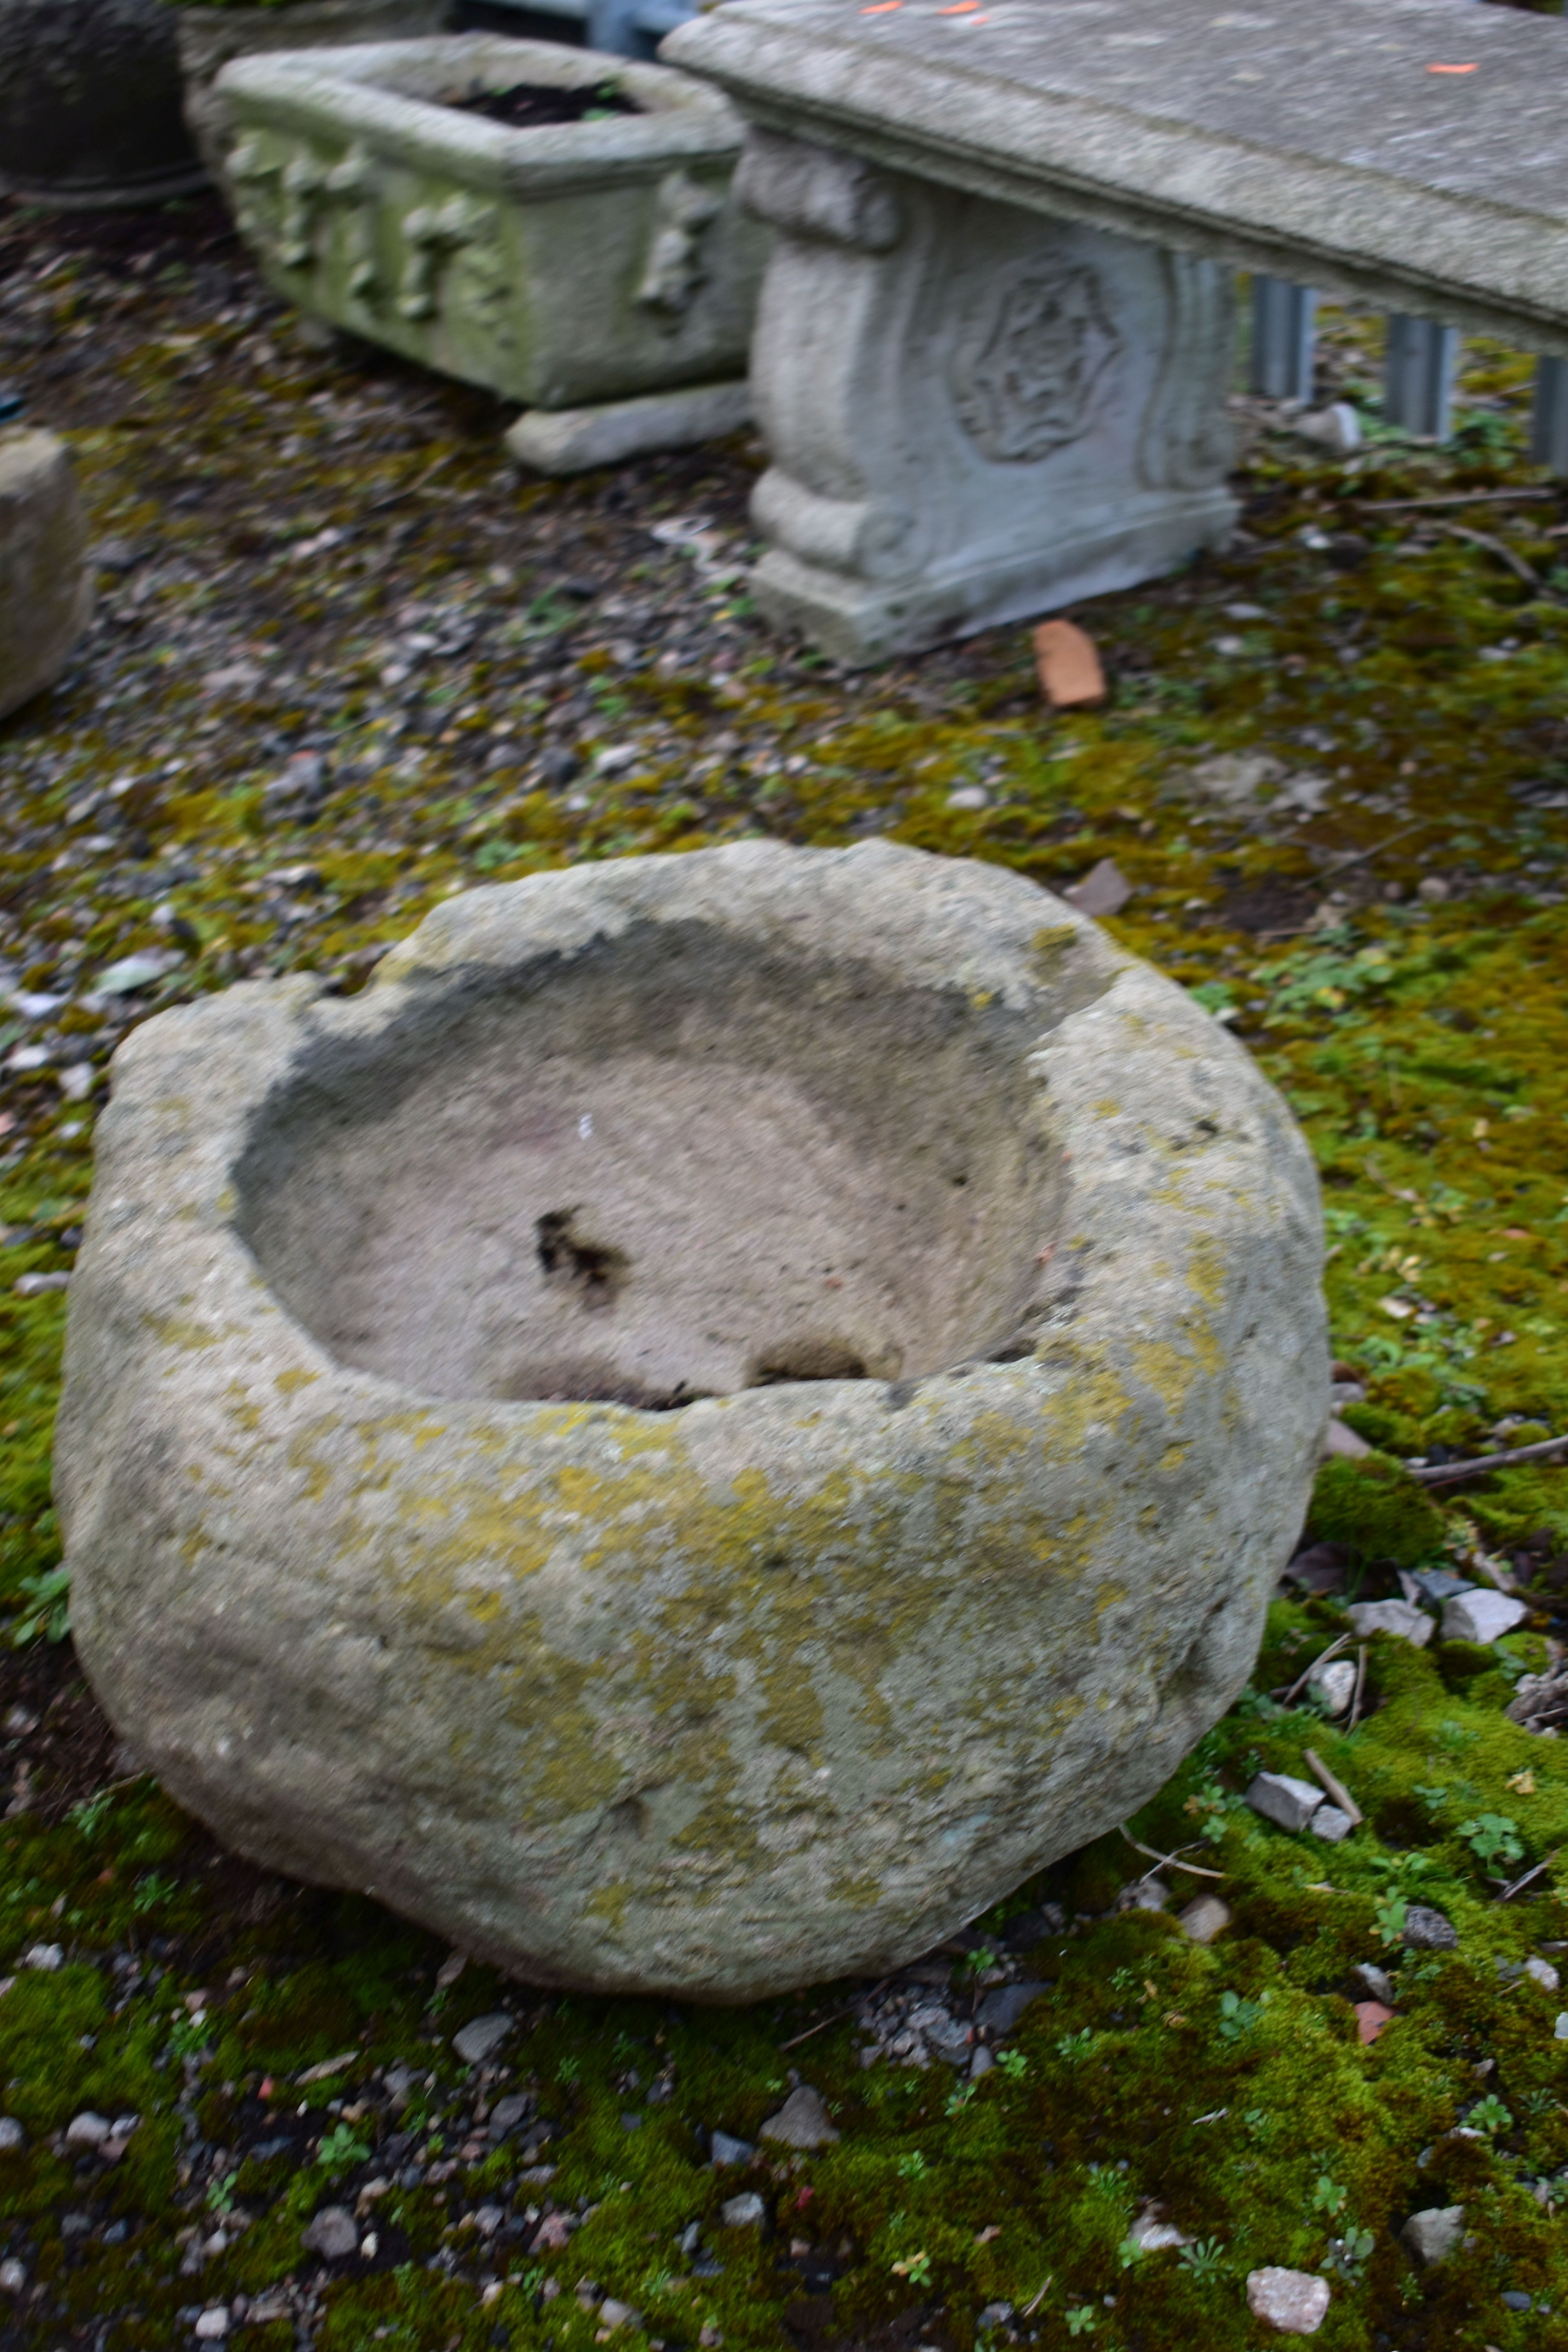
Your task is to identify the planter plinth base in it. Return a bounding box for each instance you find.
[505,377,752,474]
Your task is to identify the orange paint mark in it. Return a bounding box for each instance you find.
[937,3,980,12]
[861,4,902,12]
[1426,61,1478,72]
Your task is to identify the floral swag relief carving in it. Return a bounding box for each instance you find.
[951,261,1122,464]
[635,171,724,321]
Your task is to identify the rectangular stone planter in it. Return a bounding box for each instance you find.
[217,33,766,456]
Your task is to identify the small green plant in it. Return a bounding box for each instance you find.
[1188,980,1236,1019]
[897,2152,928,2180]
[317,2121,370,2175]
[997,2049,1030,2080]
[1373,1892,1407,1945]
[1065,2307,1096,2336]
[134,1871,177,1915]
[1216,1990,1266,2042]
[167,2011,210,2061]
[472,837,524,873]
[207,2172,237,2216]
[1311,2175,1348,2219]
[66,1790,113,1840]
[1469,2094,1513,2136]
[891,2249,931,2287]
[1054,2030,1093,2066]
[964,1945,1000,1975]
[1178,2239,1227,2284]
[1458,1813,1524,1870]
[1325,2225,1376,2279]
[1185,1782,1235,1846]
[944,2083,976,2118]
[11,1564,69,1645]
[557,2056,582,2085]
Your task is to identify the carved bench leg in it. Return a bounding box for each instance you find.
[736,129,1238,666]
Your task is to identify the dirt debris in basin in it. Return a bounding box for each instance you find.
[5,191,1568,2348]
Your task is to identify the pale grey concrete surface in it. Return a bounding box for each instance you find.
[56,842,1327,1999]
[0,429,93,722]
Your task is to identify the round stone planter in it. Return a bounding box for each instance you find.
[56,842,1327,2000]
[0,0,203,207]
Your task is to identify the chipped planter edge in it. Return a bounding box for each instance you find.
[55,841,1329,2002]
[176,0,451,187]
[215,34,769,434]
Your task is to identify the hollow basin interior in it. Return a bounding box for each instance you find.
[234,922,1063,1406]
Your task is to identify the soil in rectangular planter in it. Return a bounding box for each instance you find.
[442,78,641,126]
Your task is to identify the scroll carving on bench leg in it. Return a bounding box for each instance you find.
[736,128,1238,665]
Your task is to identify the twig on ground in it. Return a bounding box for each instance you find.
[1277,1632,1352,1705]
[1021,2275,1054,2319]
[1433,519,1546,593]
[1118,1824,1225,1881]
[1408,1432,1568,1485]
[1303,1747,1363,1826]
[1356,487,1560,513]
[1347,1646,1368,1735]
[1496,1849,1561,1903]
[779,1979,891,2051]
[363,452,456,516]
[1312,820,1427,879]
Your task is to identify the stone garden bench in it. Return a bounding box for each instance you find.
[666,0,1568,662]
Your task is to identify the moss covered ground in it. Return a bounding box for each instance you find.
[4,193,1568,2350]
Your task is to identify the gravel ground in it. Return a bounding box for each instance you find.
[6,185,1568,2352]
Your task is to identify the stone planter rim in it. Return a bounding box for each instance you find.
[216,31,746,192]
[74,842,1259,1438]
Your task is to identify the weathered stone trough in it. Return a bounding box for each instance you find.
[216,33,767,470]
[56,844,1326,1999]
